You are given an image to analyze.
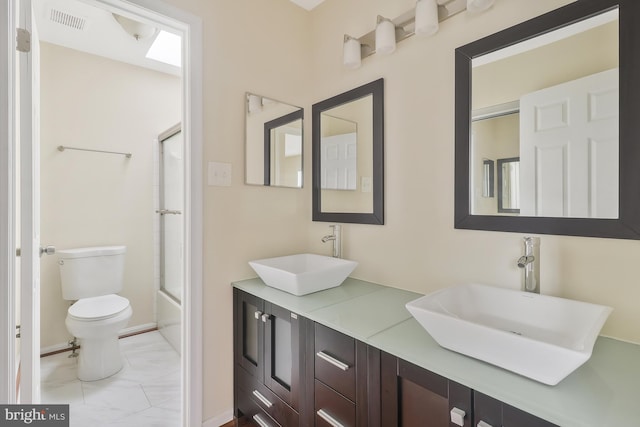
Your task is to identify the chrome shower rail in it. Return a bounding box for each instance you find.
[57,145,132,158]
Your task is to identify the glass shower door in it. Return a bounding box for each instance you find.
[159,127,183,303]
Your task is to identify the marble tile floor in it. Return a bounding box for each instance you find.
[40,331,181,427]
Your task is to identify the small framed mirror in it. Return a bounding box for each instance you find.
[312,79,384,224]
[245,93,303,188]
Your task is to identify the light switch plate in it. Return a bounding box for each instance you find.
[208,162,232,187]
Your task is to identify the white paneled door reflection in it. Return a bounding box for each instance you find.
[520,68,618,218]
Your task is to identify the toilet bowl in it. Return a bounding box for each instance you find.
[57,246,132,381]
[66,294,132,381]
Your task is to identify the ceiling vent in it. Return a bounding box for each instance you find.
[49,8,86,31]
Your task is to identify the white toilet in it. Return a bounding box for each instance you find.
[57,246,132,381]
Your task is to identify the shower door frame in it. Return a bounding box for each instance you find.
[159,123,183,304]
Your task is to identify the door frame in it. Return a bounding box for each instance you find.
[1,0,204,425]
[0,0,17,405]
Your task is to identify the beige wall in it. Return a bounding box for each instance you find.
[39,42,181,348]
[155,0,639,423]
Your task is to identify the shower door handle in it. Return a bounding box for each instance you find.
[156,209,182,215]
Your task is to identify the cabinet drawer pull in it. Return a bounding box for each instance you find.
[252,390,273,408]
[477,421,493,427]
[261,313,271,323]
[253,414,271,427]
[316,351,350,371]
[317,409,345,427]
[254,310,263,320]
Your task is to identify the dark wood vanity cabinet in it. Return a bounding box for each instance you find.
[233,288,558,427]
[474,391,558,427]
[379,351,473,427]
[233,289,308,427]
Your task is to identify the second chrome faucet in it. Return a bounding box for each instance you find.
[518,237,540,293]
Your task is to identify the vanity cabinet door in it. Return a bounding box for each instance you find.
[234,289,265,381]
[263,301,300,409]
[234,289,308,426]
[380,351,472,427]
[474,391,558,427]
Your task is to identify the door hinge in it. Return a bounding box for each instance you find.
[15,325,20,339]
[16,28,31,53]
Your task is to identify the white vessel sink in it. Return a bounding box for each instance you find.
[249,253,358,296]
[406,283,612,385]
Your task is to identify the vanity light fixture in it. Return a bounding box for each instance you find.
[343,35,362,69]
[375,15,397,54]
[415,0,439,37]
[466,0,495,14]
[342,0,495,68]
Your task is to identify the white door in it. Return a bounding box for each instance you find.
[17,0,42,403]
[519,68,619,218]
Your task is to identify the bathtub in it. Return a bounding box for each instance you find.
[157,289,181,354]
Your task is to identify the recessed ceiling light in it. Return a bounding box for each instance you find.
[146,30,181,67]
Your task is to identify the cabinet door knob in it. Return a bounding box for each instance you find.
[261,313,270,323]
[450,407,466,426]
[317,409,345,427]
[254,310,263,320]
[477,421,494,427]
[252,389,273,408]
[316,351,350,371]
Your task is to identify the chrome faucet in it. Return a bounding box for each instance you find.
[321,225,342,258]
[518,237,540,293]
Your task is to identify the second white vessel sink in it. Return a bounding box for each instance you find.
[249,253,358,296]
[406,283,612,385]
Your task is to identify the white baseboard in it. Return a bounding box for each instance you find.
[202,409,233,427]
[40,322,158,355]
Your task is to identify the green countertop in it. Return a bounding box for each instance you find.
[232,277,640,427]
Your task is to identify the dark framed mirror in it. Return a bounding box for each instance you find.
[245,93,303,188]
[312,79,384,224]
[455,0,640,239]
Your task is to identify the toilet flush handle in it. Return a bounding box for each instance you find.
[39,245,56,257]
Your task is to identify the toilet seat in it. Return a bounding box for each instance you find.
[68,294,130,321]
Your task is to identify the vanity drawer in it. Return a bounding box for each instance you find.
[315,380,356,427]
[315,323,356,402]
[236,381,282,427]
[237,365,298,427]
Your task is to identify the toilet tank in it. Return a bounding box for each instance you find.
[57,246,126,300]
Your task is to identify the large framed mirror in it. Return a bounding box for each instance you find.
[455,0,640,239]
[245,93,303,188]
[312,79,384,224]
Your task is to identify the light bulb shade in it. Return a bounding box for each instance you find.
[343,36,362,69]
[467,0,495,13]
[247,94,262,114]
[415,0,439,37]
[375,17,396,55]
